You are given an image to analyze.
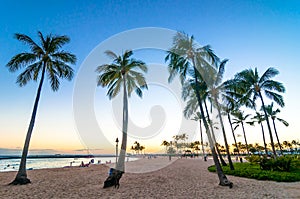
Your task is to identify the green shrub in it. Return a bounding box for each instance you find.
[260,156,292,171]
[208,161,300,182]
[245,155,261,164]
[259,156,274,170]
[274,156,292,171]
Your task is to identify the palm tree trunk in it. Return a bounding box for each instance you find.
[199,119,205,159]
[116,75,128,172]
[10,65,46,185]
[204,100,227,166]
[272,119,283,155]
[241,122,250,156]
[192,64,232,187]
[215,98,234,170]
[227,113,242,162]
[260,123,268,155]
[259,91,277,157]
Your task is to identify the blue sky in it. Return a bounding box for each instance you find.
[0,0,300,154]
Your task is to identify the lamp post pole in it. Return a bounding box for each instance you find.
[115,138,119,165]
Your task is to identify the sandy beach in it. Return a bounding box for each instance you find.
[0,157,299,199]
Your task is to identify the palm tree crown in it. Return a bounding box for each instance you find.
[234,67,285,108]
[263,102,289,127]
[96,50,148,98]
[7,32,75,90]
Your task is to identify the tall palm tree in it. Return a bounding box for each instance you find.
[132,141,141,154]
[191,112,206,158]
[263,102,289,155]
[251,112,268,155]
[182,79,228,166]
[203,58,234,170]
[221,76,250,160]
[192,141,201,155]
[232,110,252,156]
[233,67,285,157]
[181,133,188,149]
[173,135,181,154]
[96,50,147,172]
[165,32,232,187]
[291,140,298,153]
[6,32,76,185]
[140,145,145,154]
[161,140,170,154]
[221,98,242,162]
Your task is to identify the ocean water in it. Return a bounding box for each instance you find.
[0,156,138,172]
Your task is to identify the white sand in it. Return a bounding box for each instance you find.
[0,157,299,198]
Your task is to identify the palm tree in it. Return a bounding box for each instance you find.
[203,58,234,170]
[132,141,141,154]
[165,32,232,187]
[182,80,228,166]
[232,110,252,156]
[140,145,145,154]
[192,141,201,155]
[173,135,181,154]
[291,140,298,153]
[6,32,76,185]
[233,67,285,157]
[191,112,206,158]
[96,50,147,172]
[282,141,292,151]
[161,140,170,154]
[203,97,228,166]
[263,102,289,155]
[251,112,268,155]
[181,133,188,150]
[221,99,243,162]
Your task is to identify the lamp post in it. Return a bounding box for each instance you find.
[115,138,119,164]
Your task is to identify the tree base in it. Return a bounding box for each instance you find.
[103,168,124,189]
[9,177,31,185]
[219,180,233,189]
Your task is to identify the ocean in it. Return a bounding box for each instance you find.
[0,156,138,172]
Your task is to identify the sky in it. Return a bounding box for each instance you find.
[0,0,300,155]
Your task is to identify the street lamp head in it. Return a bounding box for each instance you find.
[116,138,119,143]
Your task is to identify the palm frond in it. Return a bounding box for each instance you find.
[264,90,285,107]
[15,33,43,54]
[7,53,38,72]
[104,50,118,60]
[261,80,285,93]
[53,61,74,81]
[215,59,228,86]
[233,124,239,131]
[259,67,279,84]
[51,51,77,64]
[107,78,122,99]
[47,66,60,91]
[16,62,42,86]
[277,118,289,126]
[49,35,70,52]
